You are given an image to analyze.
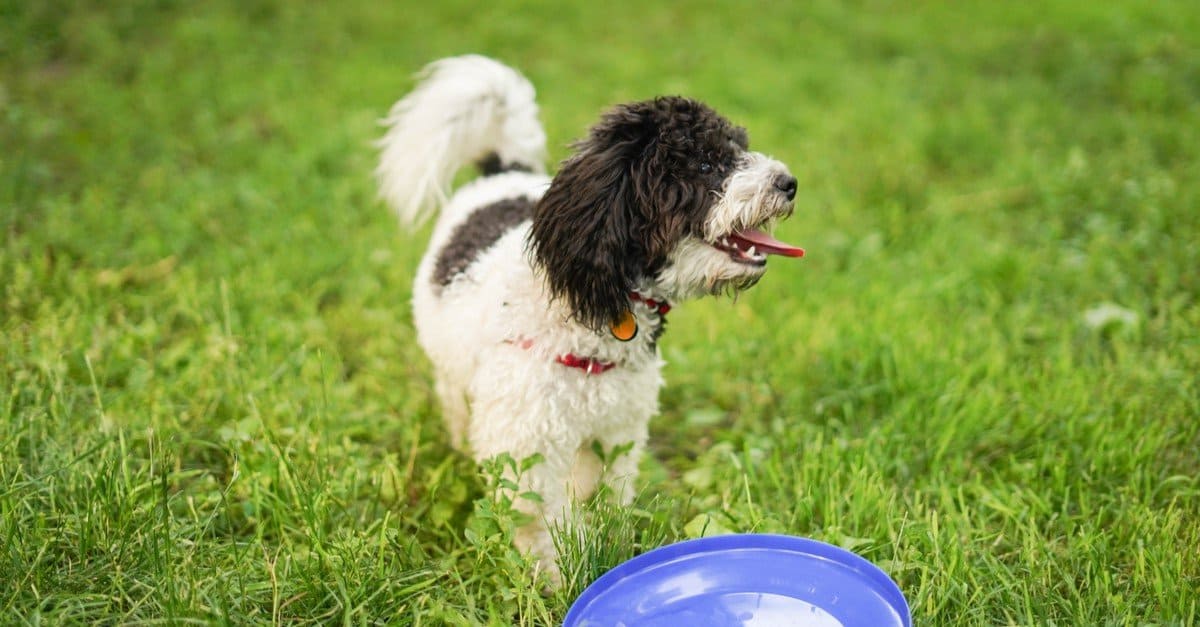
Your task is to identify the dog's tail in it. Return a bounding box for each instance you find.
[375,55,547,228]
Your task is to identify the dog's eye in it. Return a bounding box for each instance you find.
[699,163,713,174]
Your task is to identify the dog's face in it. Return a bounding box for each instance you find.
[530,97,802,331]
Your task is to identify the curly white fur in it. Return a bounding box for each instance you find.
[376,56,798,585]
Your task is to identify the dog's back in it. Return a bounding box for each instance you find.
[375,56,559,445]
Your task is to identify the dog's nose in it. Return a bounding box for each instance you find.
[774,174,797,201]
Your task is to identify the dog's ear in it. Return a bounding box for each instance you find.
[530,98,713,331]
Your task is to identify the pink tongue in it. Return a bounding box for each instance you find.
[730,229,805,258]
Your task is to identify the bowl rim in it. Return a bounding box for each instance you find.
[564,533,912,627]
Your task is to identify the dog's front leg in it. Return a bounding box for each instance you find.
[507,455,571,586]
[595,425,648,506]
[467,392,576,585]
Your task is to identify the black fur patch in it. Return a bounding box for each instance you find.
[477,152,535,176]
[433,197,533,290]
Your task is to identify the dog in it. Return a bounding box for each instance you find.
[375,55,804,583]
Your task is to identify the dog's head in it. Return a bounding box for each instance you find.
[530,96,803,331]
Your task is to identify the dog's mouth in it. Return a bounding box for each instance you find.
[712,227,805,266]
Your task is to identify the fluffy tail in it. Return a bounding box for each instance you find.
[375,55,547,227]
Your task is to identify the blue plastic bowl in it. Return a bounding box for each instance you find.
[564,534,911,627]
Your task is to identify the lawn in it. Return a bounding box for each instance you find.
[3,0,1199,624]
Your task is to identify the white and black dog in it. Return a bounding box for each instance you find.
[376,55,804,583]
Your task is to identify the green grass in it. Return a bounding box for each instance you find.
[3,0,1199,624]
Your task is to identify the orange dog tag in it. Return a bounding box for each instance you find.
[610,309,638,341]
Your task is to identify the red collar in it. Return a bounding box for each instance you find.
[508,337,616,376]
[513,293,672,376]
[629,291,671,316]
[555,353,616,375]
